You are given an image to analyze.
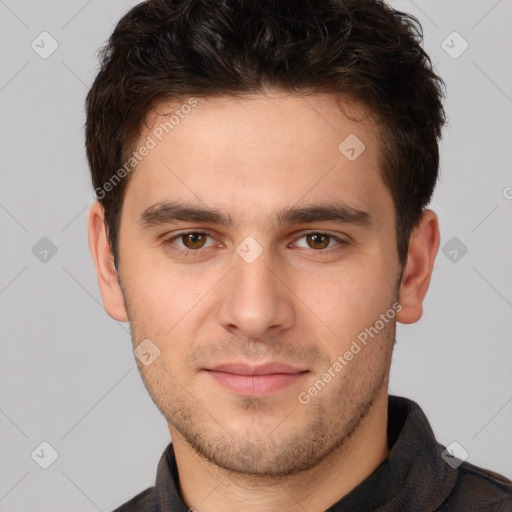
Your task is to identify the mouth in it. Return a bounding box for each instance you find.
[204,362,310,397]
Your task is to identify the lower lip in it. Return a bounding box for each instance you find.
[206,370,308,397]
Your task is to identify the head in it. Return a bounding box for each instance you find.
[87,0,444,476]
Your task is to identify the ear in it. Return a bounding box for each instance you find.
[396,209,440,324]
[87,201,128,322]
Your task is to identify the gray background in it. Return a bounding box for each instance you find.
[1,0,511,510]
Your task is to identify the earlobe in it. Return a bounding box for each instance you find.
[87,201,129,322]
[396,209,440,325]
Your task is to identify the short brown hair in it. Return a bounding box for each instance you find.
[85,0,446,270]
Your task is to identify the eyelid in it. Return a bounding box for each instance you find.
[162,229,219,249]
[290,230,349,249]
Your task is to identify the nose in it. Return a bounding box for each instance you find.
[216,247,296,340]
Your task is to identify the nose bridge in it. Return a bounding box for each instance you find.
[236,248,276,297]
[217,244,294,338]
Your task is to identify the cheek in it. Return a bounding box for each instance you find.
[293,259,396,344]
[120,255,184,336]
[122,252,224,342]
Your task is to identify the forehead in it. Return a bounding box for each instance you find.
[123,91,391,226]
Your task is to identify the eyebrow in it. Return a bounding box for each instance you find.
[138,201,372,229]
[139,202,233,227]
[276,204,372,227]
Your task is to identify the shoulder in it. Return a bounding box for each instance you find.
[440,460,512,511]
[111,486,155,512]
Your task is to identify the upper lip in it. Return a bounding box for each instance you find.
[207,362,308,376]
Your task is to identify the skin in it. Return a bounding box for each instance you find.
[88,90,439,512]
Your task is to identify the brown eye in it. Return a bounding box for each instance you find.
[306,233,331,250]
[181,232,208,249]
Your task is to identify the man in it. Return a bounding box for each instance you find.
[86,0,512,510]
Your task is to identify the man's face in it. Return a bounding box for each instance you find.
[116,91,402,476]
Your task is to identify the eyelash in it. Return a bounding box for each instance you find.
[161,230,349,258]
[161,231,218,257]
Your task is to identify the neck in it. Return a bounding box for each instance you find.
[171,389,389,512]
